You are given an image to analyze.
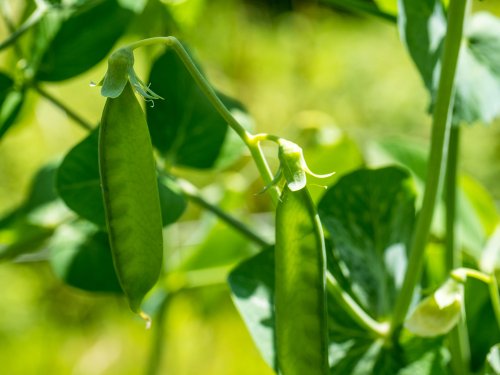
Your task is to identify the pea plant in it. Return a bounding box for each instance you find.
[1,0,500,374]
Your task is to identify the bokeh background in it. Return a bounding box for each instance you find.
[0,0,499,374]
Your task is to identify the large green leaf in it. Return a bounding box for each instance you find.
[57,128,187,228]
[36,0,134,81]
[228,247,277,371]
[0,72,24,140]
[146,47,249,169]
[321,0,397,22]
[0,163,66,260]
[371,138,499,260]
[49,221,122,293]
[318,167,416,318]
[228,247,448,374]
[398,2,500,125]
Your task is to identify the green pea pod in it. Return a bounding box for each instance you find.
[275,186,329,375]
[99,82,163,316]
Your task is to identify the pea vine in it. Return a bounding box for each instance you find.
[1,0,500,374]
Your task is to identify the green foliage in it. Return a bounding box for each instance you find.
[36,0,134,81]
[49,220,122,293]
[1,0,500,374]
[398,0,500,125]
[147,47,247,169]
[56,127,186,228]
[0,72,24,140]
[318,167,416,318]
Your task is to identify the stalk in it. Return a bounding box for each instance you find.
[175,177,271,248]
[390,0,469,334]
[33,84,93,131]
[445,125,470,374]
[145,293,170,375]
[128,37,280,205]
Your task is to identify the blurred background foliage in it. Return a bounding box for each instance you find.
[0,0,499,374]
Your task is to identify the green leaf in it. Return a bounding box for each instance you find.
[398,3,500,125]
[146,47,248,169]
[398,335,447,375]
[0,163,64,260]
[57,128,186,228]
[0,72,24,140]
[465,278,500,371]
[56,128,106,227]
[397,0,446,96]
[36,0,134,81]
[228,247,277,371]
[318,167,416,318]
[49,221,122,293]
[321,0,397,22]
[176,219,256,272]
[371,138,499,260]
[117,0,148,13]
[486,344,500,375]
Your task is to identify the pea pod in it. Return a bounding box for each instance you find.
[275,186,329,375]
[99,82,163,314]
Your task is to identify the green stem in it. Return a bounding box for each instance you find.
[445,125,470,375]
[326,273,389,338]
[445,125,461,272]
[0,5,47,52]
[0,1,24,58]
[175,177,272,248]
[145,293,170,375]
[390,0,468,335]
[489,275,500,332]
[33,84,93,131]
[127,36,280,205]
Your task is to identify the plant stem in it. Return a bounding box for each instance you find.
[145,293,170,375]
[445,125,470,375]
[175,177,272,248]
[445,125,460,272]
[390,0,468,335]
[326,273,389,338]
[33,84,93,131]
[0,5,47,52]
[127,37,280,205]
[489,275,500,332]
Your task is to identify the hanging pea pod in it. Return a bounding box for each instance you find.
[99,82,163,316]
[275,185,329,375]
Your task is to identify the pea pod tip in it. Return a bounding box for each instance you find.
[139,311,152,330]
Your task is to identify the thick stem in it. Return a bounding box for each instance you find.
[390,0,468,334]
[445,125,470,374]
[326,273,389,338]
[33,84,93,131]
[175,177,272,248]
[127,36,280,205]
